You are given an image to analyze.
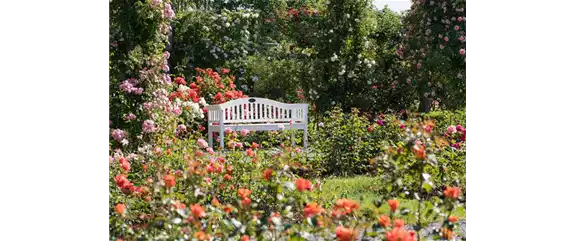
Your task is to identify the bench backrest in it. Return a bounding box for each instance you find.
[207,98,308,124]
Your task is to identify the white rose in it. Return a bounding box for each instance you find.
[284,181,295,191]
[199,98,207,106]
[177,85,189,92]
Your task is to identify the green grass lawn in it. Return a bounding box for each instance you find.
[318,176,466,224]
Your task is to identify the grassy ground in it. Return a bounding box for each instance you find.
[319,176,466,224]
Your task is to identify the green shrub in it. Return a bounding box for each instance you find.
[243,54,304,103]
[170,8,262,78]
[309,107,388,176]
[423,109,466,130]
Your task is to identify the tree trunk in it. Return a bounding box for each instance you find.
[419,96,432,113]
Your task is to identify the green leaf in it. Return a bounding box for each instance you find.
[422,182,433,193]
[289,235,305,241]
[366,232,378,237]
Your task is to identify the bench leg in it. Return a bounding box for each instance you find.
[303,127,308,149]
[219,127,225,149]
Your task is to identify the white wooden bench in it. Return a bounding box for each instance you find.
[207,97,308,149]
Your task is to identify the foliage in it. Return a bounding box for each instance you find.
[299,0,379,112]
[110,1,467,240]
[368,7,417,112]
[306,107,465,185]
[242,54,305,103]
[309,107,395,176]
[320,176,466,224]
[423,109,466,130]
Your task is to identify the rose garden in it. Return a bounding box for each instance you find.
[109,0,466,240]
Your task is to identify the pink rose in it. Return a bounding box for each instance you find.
[459,49,466,55]
[446,125,457,135]
[457,16,463,22]
[197,139,209,149]
[240,129,250,136]
[225,128,233,134]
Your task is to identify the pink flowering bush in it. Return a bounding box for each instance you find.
[399,0,466,111]
[109,0,176,150]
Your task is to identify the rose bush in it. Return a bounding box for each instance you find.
[110,113,465,241]
[210,107,466,189]
[167,67,248,138]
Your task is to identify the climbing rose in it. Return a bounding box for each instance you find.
[190,204,207,218]
[448,216,459,223]
[111,129,126,142]
[385,227,415,241]
[459,49,466,55]
[241,235,249,241]
[240,129,250,136]
[457,16,463,22]
[263,168,273,180]
[238,188,252,199]
[394,219,405,228]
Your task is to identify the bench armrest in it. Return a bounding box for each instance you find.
[207,105,222,111]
